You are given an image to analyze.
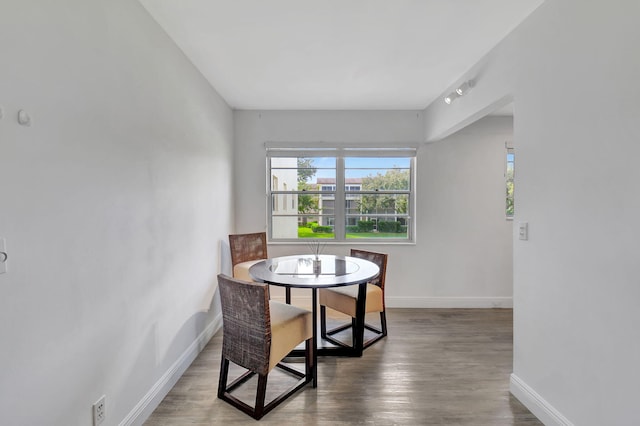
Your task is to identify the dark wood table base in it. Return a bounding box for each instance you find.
[287,284,367,387]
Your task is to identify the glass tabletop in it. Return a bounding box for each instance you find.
[249,254,379,288]
[268,256,358,276]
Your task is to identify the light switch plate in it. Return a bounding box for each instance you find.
[0,238,7,274]
[518,222,528,241]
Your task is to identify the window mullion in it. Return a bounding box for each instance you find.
[334,156,345,240]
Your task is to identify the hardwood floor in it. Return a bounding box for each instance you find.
[145,309,541,425]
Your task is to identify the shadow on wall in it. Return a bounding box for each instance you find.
[117,309,219,424]
[117,238,232,424]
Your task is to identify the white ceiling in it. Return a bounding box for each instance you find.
[139,0,542,110]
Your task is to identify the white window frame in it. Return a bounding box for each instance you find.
[266,143,417,243]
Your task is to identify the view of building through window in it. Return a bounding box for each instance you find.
[267,150,415,242]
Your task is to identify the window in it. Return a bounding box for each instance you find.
[267,146,416,242]
[505,143,515,219]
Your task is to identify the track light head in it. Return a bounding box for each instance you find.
[455,80,475,96]
[444,92,458,104]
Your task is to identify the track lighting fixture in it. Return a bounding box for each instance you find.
[444,92,459,104]
[456,80,473,95]
[444,79,475,104]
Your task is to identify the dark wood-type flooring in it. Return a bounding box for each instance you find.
[145,308,541,425]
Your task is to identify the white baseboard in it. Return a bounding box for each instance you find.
[510,373,574,426]
[387,296,512,308]
[119,314,223,426]
[273,295,512,309]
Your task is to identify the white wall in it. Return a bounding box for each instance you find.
[424,1,640,424]
[234,111,514,307]
[422,116,514,306]
[0,1,233,425]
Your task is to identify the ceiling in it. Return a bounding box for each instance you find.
[139,0,542,110]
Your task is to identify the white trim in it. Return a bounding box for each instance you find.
[267,148,416,243]
[119,314,223,426]
[265,141,420,153]
[387,296,512,309]
[510,374,574,426]
[278,295,512,309]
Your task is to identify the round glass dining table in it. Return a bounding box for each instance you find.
[249,254,379,387]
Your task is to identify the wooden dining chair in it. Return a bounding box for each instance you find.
[228,232,268,281]
[229,231,292,301]
[217,274,313,420]
[319,249,388,350]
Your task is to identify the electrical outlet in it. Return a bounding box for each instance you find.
[93,395,106,426]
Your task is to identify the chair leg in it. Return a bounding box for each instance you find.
[219,351,312,420]
[217,357,229,399]
[380,310,388,336]
[305,338,312,380]
[320,305,327,338]
[254,374,268,420]
[323,309,389,351]
[321,306,351,349]
[351,317,357,348]
[321,304,362,350]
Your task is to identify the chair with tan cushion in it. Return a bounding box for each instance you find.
[217,274,313,420]
[319,249,388,350]
[229,232,268,281]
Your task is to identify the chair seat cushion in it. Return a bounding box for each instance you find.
[268,301,313,371]
[233,259,265,282]
[318,284,383,317]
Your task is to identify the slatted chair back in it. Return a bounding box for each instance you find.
[218,274,271,376]
[351,248,387,292]
[228,232,267,269]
